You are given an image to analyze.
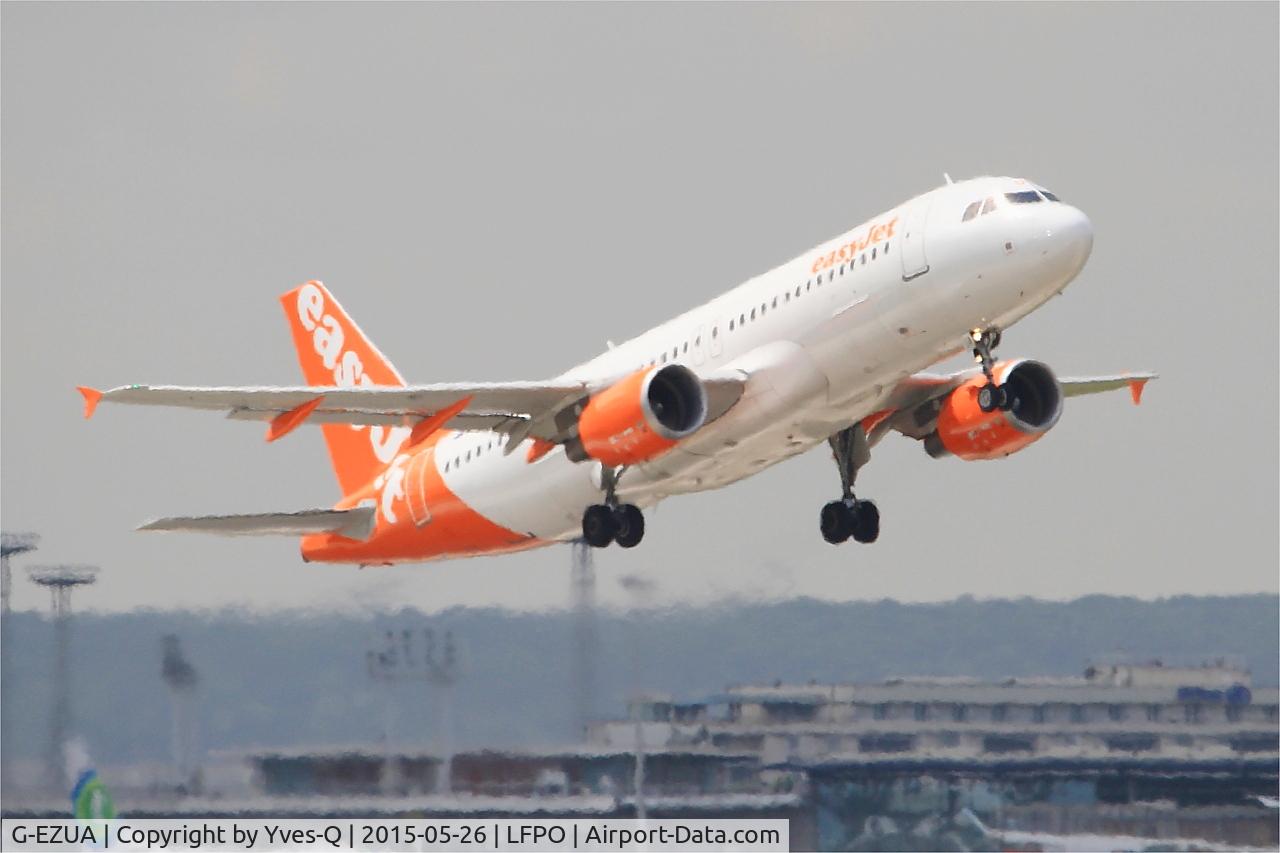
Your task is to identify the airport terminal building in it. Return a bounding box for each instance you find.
[585,661,1278,848]
[589,661,1277,763]
[4,661,1276,849]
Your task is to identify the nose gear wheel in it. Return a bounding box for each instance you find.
[970,327,1010,413]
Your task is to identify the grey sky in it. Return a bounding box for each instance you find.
[3,2,1277,615]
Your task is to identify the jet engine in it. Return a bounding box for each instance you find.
[565,364,708,466]
[923,359,1063,460]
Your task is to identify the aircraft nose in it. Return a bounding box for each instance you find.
[1046,203,1093,274]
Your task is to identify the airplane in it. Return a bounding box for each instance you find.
[78,175,1155,565]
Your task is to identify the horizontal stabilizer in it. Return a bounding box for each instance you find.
[138,506,376,540]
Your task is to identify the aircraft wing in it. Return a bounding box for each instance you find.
[78,375,747,446]
[79,381,588,438]
[1058,373,1159,398]
[868,368,1158,444]
[139,506,376,540]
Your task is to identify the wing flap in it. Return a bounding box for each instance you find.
[138,506,376,540]
[224,407,521,431]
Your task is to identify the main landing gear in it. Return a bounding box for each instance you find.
[582,466,645,549]
[970,327,1012,413]
[821,425,879,545]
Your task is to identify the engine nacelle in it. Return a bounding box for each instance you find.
[566,364,708,466]
[925,359,1063,460]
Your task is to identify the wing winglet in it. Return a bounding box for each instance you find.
[77,386,103,420]
[1129,379,1148,406]
[266,396,326,442]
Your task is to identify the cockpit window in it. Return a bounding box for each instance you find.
[1040,190,1060,202]
[962,201,981,222]
[980,196,997,215]
[1005,190,1043,204]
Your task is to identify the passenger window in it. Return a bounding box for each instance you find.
[785,292,790,302]
[795,285,801,297]
[750,308,756,320]
[861,254,867,265]
[682,342,688,353]
[872,247,877,260]
[980,196,997,214]
[772,296,778,308]
[884,242,890,255]
[740,313,746,324]
[828,270,834,282]
[839,264,845,275]
[806,281,811,291]
[962,201,981,222]
[712,327,718,338]
[661,353,667,363]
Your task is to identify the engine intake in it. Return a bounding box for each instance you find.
[927,359,1063,460]
[566,364,707,466]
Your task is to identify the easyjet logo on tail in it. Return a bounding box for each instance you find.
[293,282,409,466]
[296,282,373,382]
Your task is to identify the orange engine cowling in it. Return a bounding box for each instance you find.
[566,364,708,466]
[926,359,1063,461]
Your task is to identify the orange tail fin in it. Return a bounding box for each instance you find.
[280,281,411,496]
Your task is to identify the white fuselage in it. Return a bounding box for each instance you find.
[433,176,1094,543]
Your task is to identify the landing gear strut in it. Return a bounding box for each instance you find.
[821,425,879,545]
[582,466,645,549]
[970,327,1010,413]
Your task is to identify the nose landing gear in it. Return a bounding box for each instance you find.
[970,327,1011,413]
[820,425,880,545]
[581,466,646,549]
